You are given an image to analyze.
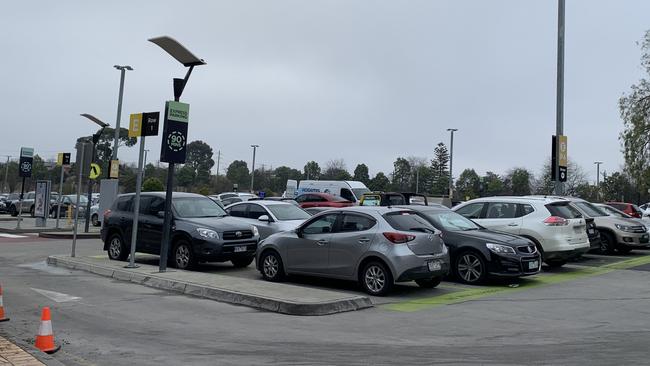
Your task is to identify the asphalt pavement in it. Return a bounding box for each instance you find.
[1,235,650,365]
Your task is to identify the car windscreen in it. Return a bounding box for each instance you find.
[545,202,582,219]
[173,197,227,218]
[383,211,436,233]
[67,195,88,204]
[573,202,607,217]
[419,210,481,231]
[267,204,311,221]
[361,195,381,206]
[353,188,370,199]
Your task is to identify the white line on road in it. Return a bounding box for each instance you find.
[31,288,81,303]
[0,233,28,238]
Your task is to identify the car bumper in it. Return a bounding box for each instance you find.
[545,247,590,261]
[191,238,259,262]
[486,253,542,277]
[394,253,450,282]
[616,232,650,247]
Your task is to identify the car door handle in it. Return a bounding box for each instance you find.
[508,223,519,227]
[358,238,371,244]
[316,239,328,246]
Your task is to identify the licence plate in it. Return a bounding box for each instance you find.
[588,229,595,235]
[428,261,441,271]
[528,260,539,270]
[234,246,247,253]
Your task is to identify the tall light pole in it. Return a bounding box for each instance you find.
[447,128,458,198]
[112,65,133,162]
[142,149,150,182]
[250,145,259,193]
[594,161,603,200]
[2,155,11,193]
[149,35,206,272]
[554,0,566,196]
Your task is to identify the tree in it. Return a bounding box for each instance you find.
[369,172,390,191]
[574,183,599,202]
[482,172,505,196]
[391,158,411,191]
[226,160,250,190]
[185,141,215,185]
[177,165,196,188]
[322,159,351,180]
[600,172,634,202]
[534,158,589,196]
[506,168,532,195]
[81,128,137,172]
[406,157,429,194]
[455,169,481,200]
[142,177,164,192]
[430,143,450,195]
[353,164,370,185]
[270,166,302,193]
[619,30,650,185]
[304,161,321,180]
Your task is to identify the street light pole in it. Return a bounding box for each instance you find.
[2,155,11,193]
[112,65,133,162]
[250,145,259,193]
[142,149,150,182]
[447,128,458,198]
[594,161,603,200]
[554,0,566,196]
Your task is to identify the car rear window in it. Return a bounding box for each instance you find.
[545,202,582,219]
[361,195,381,206]
[383,211,436,233]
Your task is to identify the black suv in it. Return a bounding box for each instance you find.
[101,192,260,269]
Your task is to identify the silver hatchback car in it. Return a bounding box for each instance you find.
[255,206,450,296]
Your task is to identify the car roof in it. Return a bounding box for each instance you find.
[462,196,570,204]
[118,192,205,199]
[234,200,293,207]
[395,205,450,213]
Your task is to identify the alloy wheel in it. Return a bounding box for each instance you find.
[109,237,122,259]
[364,265,386,293]
[175,245,190,268]
[263,254,279,278]
[458,253,483,283]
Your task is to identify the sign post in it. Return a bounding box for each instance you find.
[16,147,34,230]
[159,101,189,272]
[72,142,86,257]
[55,153,70,229]
[126,111,160,268]
[551,135,568,186]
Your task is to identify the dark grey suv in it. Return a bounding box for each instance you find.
[101,192,260,269]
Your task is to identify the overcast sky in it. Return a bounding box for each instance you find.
[2,0,649,183]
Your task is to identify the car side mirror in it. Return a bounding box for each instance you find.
[295,229,303,238]
[258,215,270,222]
[157,211,165,219]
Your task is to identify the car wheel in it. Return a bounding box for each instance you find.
[415,277,442,288]
[545,259,566,268]
[617,245,632,254]
[107,233,128,261]
[260,250,285,282]
[231,256,254,268]
[599,231,616,255]
[9,205,17,217]
[360,261,393,296]
[455,251,487,285]
[91,214,100,227]
[173,240,195,270]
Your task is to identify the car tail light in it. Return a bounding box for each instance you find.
[543,216,568,226]
[383,232,416,244]
[103,209,112,219]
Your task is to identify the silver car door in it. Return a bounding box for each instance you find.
[285,213,337,274]
[327,213,376,277]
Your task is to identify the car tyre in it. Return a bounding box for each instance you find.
[415,277,442,288]
[107,233,128,261]
[599,231,616,255]
[173,240,196,270]
[231,256,254,268]
[260,250,285,282]
[545,259,566,268]
[360,261,393,296]
[91,214,100,227]
[454,251,487,285]
[9,205,17,217]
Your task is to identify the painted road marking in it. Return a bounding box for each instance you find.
[17,261,73,275]
[385,254,650,313]
[31,288,81,303]
[0,233,28,238]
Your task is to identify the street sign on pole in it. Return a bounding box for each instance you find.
[129,113,142,138]
[89,163,101,180]
[160,101,189,164]
[55,153,70,229]
[19,147,33,178]
[109,160,119,179]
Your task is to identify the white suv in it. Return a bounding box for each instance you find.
[453,196,590,267]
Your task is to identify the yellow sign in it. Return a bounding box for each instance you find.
[89,163,101,179]
[129,113,143,137]
[558,135,568,167]
[109,160,119,179]
[57,153,63,166]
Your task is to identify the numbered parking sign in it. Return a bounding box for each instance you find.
[160,101,189,164]
[19,147,34,178]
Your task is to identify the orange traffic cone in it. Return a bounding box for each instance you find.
[35,307,60,354]
[0,284,8,322]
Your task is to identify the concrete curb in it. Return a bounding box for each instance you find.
[47,256,373,316]
[38,232,100,239]
[0,227,75,234]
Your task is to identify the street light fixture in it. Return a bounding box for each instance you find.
[250,145,259,193]
[149,35,206,272]
[112,65,133,165]
[447,128,458,199]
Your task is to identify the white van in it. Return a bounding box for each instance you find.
[285,180,370,203]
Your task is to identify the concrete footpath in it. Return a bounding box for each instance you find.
[0,217,100,238]
[0,335,44,366]
[47,255,373,316]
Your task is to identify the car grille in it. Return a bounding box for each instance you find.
[222,230,254,240]
[628,226,647,233]
[517,244,537,254]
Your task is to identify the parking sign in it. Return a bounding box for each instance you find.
[160,101,189,164]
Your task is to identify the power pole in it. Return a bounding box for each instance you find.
[594,161,603,200]
[447,128,458,198]
[554,0,566,195]
[2,155,11,193]
[250,145,259,193]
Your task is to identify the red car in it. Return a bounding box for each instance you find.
[605,202,643,218]
[294,193,354,209]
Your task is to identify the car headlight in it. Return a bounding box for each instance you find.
[486,243,516,255]
[196,228,219,239]
[251,225,259,237]
[615,224,639,232]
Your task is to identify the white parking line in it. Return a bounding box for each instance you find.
[0,233,28,238]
